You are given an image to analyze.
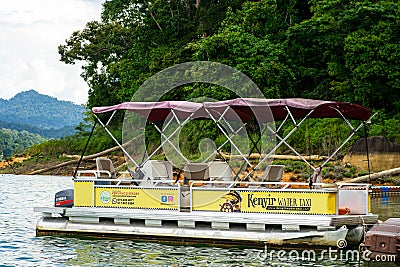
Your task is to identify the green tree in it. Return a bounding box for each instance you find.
[56,0,400,154]
[190,0,303,98]
[285,0,400,110]
[0,128,46,158]
[59,0,242,109]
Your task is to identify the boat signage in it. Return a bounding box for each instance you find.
[241,191,336,214]
[94,188,179,209]
[246,192,312,211]
[73,181,179,209]
[192,189,337,215]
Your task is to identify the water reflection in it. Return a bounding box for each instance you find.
[371,195,400,221]
[35,238,370,267]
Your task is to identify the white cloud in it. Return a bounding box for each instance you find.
[0,0,105,104]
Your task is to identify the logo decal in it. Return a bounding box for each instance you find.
[161,195,174,203]
[220,191,242,212]
[100,190,111,204]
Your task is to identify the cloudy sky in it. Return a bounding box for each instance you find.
[0,0,105,105]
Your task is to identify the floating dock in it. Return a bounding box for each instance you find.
[362,218,400,262]
[370,186,400,197]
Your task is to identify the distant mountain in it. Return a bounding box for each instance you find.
[0,90,85,130]
[0,90,86,158]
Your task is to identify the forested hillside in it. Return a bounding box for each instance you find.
[0,120,78,139]
[59,0,399,113]
[0,128,46,159]
[55,0,400,157]
[0,90,84,129]
[0,90,85,158]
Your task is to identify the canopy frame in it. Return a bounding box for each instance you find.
[90,98,373,184]
[93,112,140,170]
[144,109,194,166]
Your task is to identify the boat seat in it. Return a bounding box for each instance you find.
[96,157,116,178]
[140,160,173,186]
[260,165,284,187]
[208,161,232,186]
[95,157,116,185]
[183,163,210,186]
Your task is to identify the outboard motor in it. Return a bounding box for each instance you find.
[55,189,74,207]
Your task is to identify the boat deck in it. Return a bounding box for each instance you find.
[35,207,378,228]
[35,207,377,247]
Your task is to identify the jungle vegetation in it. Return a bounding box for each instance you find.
[27,0,400,160]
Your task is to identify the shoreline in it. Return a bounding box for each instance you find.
[1,154,399,187]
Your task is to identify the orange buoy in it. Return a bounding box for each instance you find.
[338,207,350,215]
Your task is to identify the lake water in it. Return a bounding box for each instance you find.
[0,174,398,266]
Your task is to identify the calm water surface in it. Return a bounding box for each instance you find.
[0,174,398,266]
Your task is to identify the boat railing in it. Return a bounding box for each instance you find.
[75,173,180,187]
[73,174,370,193]
[188,180,337,190]
[76,170,113,178]
[337,183,371,189]
[74,174,341,192]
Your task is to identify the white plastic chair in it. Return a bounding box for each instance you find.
[183,163,210,185]
[141,160,173,186]
[96,157,116,178]
[208,161,232,182]
[260,165,284,187]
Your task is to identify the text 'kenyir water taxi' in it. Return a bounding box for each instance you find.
[35,98,378,248]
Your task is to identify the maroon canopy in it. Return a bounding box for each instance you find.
[92,101,204,122]
[92,98,371,122]
[210,98,372,121]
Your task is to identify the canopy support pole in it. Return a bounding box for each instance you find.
[273,130,315,170]
[364,122,371,183]
[105,110,117,127]
[203,123,247,163]
[202,106,249,178]
[318,108,368,169]
[319,122,363,168]
[73,120,97,178]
